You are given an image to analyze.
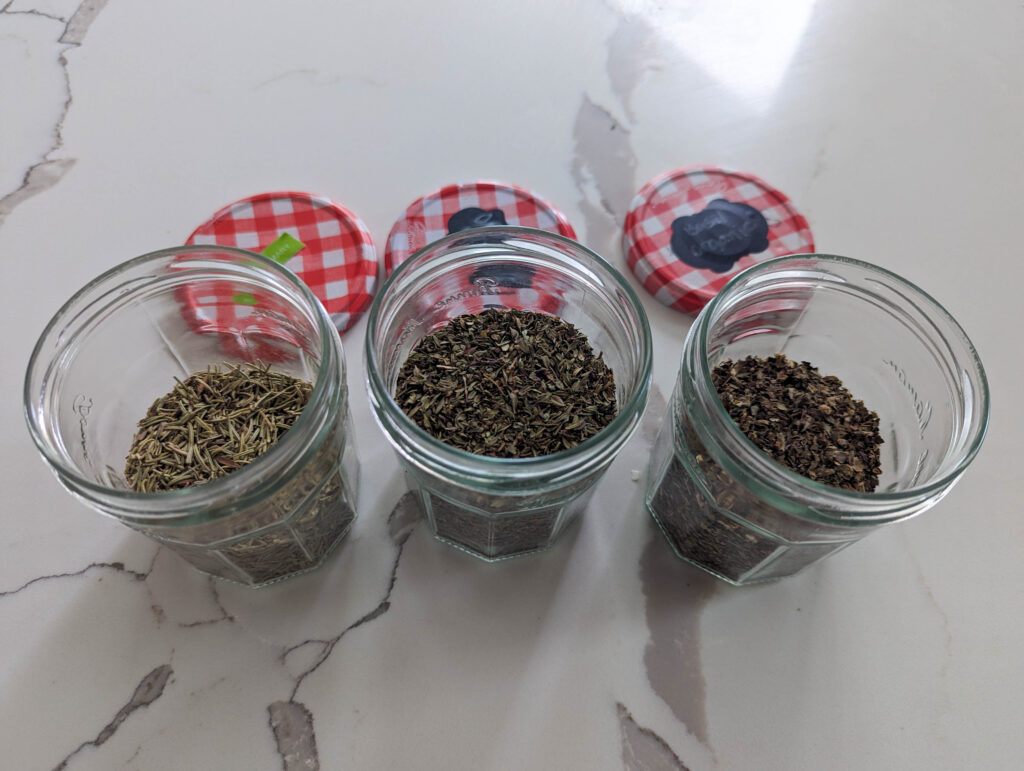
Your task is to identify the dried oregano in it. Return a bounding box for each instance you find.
[395,309,617,458]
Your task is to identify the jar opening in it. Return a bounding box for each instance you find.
[688,254,989,521]
[365,226,653,487]
[24,246,346,519]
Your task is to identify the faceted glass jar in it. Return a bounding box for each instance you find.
[646,254,990,585]
[365,227,652,561]
[24,246,360,587]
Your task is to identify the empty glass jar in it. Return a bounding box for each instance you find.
[366,227,652,560]
[646,254,990,585]
[24,246,359,587]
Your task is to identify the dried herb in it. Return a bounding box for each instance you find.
[650,452,780,579]
[713,354,882,492]
[395,308,617,458]
[125,362,311,492]
[395,308,617,559]
[426,494,565,559]
[124,363,355,586]
[648,354,883,584]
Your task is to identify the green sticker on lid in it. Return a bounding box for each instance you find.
[232,233,306,304]
[260,232,305,265]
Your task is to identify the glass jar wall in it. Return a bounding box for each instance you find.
[646,254,989,585]
[366,227,652,560]
[24,246,359,587]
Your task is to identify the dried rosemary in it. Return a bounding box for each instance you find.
[123,362,356,586]
[125,362,311,492]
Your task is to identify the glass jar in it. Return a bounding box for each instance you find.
[365,227,652,561]
[24,246,359,587]
[646,254,990,585]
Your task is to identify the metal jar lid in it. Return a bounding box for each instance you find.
[186,190,378,334]
[624,166,814,313]
[384,180,577,275]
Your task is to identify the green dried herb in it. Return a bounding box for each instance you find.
[124,362,356,586]
[125,362,311,493]
[395,309,617,458]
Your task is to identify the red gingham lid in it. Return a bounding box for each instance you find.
[185,191,378,334]
[384,181,577,275]
[623,167,814,314]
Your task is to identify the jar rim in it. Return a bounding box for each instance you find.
[23,245,344,515]
[364,226,654,479]
[689,253,990,520]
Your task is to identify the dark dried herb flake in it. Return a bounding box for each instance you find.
[648,354,884,583]
[713,354,882,492]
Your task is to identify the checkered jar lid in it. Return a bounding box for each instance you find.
[384,181,577,275]
[185,191,378,334]
[624,167,815,314]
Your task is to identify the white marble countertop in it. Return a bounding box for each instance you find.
[2,1,1023,768]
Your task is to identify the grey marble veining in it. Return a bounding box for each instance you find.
[0,559,148,598]
[0,0,107,224]
[54,664,174,770]
[605,10,663,125]
[640,532,717,751]
[571,95,638,257]
[618,702,692,771]
[569,6,664,257]
[267,700,319,771]
[268,492,420,766]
